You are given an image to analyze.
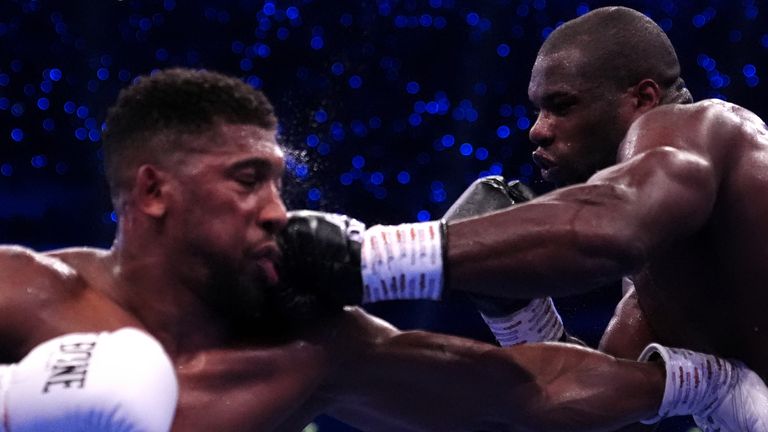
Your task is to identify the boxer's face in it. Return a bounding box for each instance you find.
[169,122,287,299]
[527,48,635,186]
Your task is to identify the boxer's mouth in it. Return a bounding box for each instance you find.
[532,150,559,181]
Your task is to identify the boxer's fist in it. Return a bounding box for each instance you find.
[1,328,178,432]
[694,360,768,431]
[640,344,768,430]
[276,210,366,306]
[443,177,568,345]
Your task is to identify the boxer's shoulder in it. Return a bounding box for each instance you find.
[0,245,92,310]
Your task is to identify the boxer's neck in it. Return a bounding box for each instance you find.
[106,230,232,358]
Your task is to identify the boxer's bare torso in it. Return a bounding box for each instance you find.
[594,101,768,378]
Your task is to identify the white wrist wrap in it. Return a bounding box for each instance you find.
[638,343,735,424]
[0,328,178,432]
[480,297,564,346]
[360,220,444,303]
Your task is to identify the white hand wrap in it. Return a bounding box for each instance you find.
[639,343,768,430]
[0,328,178,432]
[360,221,444,303]
[480,297,564,346]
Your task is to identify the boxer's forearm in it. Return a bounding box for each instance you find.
[447,181,644,299]
[328,331,662,431]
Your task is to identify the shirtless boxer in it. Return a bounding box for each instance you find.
[278,7,768,429]
[0,67,763,431]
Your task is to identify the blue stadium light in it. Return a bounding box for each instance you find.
[340,173,353,185]
[155,49,169,61]
[408,113,422,126]
[48,68,62,81]
[441,134,455,147]
[466,12,480,26]
[42,118,55,131]
[285,7,299,19]
[97,67,109,80]
[397,171,411,184]
[331,62,345,76]
[460,143,473,156]
[239,58,253,71]
[0,164,12,176]
[246,75,262,88]
[497,43,511,57]
[308,188,321,201]
[475,147,489,160]
[352,155,365,169]
[11,103,24,117]
[10,128,23,142]
[371,172,384,185]
[517,117,531,130]
[496,125,511,138]
[314,109,328,123]
[417,210,431,221]
[406,81,420,94]
[55,162,68,175]
[310,36,324,50]
[743,64,757,77]
[31,155,47,168]
[306,134,319,147]
[348,75,363,89]
[37,97,49,110]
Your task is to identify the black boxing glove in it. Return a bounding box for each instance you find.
[277,207,446,304]
[442,176,567,346]
[276,211,367,306]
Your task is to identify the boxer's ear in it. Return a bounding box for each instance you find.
[631,79,662,112]
[134,164,171,218]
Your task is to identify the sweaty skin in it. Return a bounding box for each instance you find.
[0,246,662,432]
[448,100,768,379]
[0,120,664,431]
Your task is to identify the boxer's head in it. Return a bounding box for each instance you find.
[527,6,692,186]
[103,68,328,333]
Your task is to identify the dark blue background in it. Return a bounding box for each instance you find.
[1,1,765,430]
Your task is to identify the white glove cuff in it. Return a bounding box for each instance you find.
[360,221,444,302]
[638,343,735,424]
[480,297,564,346]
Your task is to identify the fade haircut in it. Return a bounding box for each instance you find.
[102,68,278,205]
[541,6,692,104]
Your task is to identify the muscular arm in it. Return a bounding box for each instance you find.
[448,104,724,299]
[323,308,662,432]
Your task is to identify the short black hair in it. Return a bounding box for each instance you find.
[541,6,692,104]
[102,68,278,201]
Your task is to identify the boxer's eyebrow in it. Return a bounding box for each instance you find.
[228,157,285,178]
